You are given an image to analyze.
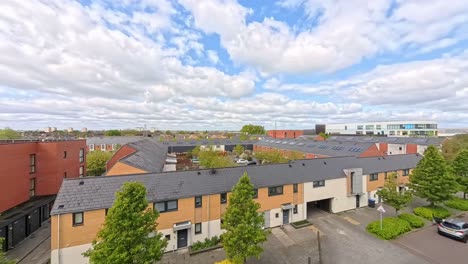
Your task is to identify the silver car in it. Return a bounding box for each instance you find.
[437,219,468,243]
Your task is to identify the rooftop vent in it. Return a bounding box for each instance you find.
[302,163,305,166]
[197,171,201,175]
[210,169,217,175]
[79,180,84,185]
[323,162,327,165]
[289,164,292,168]
[58,205,64,209]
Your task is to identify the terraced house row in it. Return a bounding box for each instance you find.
[50,154,421,264]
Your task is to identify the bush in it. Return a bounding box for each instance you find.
[366,217,412,240]
[445,198,468,211]
[413,205,451,220]
[215,260,233,264]
[191,236,221,251]
[398,213,425,228]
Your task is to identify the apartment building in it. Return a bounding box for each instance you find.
[325,121,438,137]
[86,136,143,152]
[50,154,420,264]
[0,139,86,251]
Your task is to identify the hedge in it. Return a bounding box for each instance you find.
[366,217,412,240]
[191,236,221,252]
[398,213,425,228]
[445,198,468,211]
[413,205,451,220]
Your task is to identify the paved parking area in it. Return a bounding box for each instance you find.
[311,213,428,264]
[393,213,468,264]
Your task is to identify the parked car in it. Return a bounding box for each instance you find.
[236,159,248,164]
[437,219,468,243]
[247,161,257,166]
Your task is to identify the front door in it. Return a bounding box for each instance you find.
[355,195,360,208]
[282,209,290,224]
[177,229,188,248]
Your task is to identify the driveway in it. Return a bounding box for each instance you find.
[393,213,468,264]
[311,212,429,264]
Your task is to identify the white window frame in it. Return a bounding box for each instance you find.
[101,144,106,151]
[89,144,95,151]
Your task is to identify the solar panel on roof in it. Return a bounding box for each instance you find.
[298,143,304,146]
[307,144,316,148]
[289,142,296,145]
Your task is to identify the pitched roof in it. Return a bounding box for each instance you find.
[86,136,145,145]
[256,138,375,157]
[119,139,168,173]
[51,154,422,215]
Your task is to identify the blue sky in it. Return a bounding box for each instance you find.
[1,0,468,130]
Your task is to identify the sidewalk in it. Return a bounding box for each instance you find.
[5,220,51,264]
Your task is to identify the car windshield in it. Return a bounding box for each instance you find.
[443,222,461,230]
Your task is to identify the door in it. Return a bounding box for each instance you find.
[355,195,360,208]
[177,229,188,248]
[282,209,290,224]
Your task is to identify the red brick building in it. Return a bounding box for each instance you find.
[0,139,86,251]
[267,130,304,139]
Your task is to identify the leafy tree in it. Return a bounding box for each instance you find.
[254,150,288,164]
[0,238,15,264]
[442,134,468,162]
[222,173,268,264]
[240,124,265,135]
[199,149,235,168]
[377,173,413,215]
[0,128,20,140]
[86,151,114,176]
[318,132,330,140]
[234,144,245,156]
[452,149,468,199]
[409,145,459,205]
[191,146,201,157]
[239,134,249,140]
[121,129,140,136]
[104,130,122,136]
[83,182,167,264]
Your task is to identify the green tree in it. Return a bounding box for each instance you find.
[0,128,20,140]
[452,149,468,199]
[199,149,235,168]
[0,238,15,264]
[239,134,249,140]
[240,124,265,135]
[222,173,268,264]
[409,145,459,205]
[254,150,288,164]
[104,130,122,136]
[83,182,167,264]
[121,129,139,136]
[319,132,330,140]
[234,144,245,156]
[191,146,201,157]
[86,151,113,176]
[442,134,468,162]
[377,173,413,215]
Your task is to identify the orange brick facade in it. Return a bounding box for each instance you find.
[267,130,304,139]
[0,140,86,213]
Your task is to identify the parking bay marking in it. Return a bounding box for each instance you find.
[342,216,360,225]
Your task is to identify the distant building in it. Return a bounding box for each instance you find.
[325,121,438,137]
[0,139,86,251]
[66,127,74,133]
[81,127,88,132]
[267,130,304,139]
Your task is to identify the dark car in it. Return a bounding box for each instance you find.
[246,161,257,166]
[437,219,468,243]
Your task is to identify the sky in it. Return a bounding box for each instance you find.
[1,0,468,131]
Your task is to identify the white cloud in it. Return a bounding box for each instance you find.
[206,50,220,64]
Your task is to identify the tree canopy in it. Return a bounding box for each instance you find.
[442,134,468,162]
[240,124,265,135]
[452,149,468,198]
[0,128,20,140]
[222,173,268,263]
[86,151,114,176]
[409,145,459,205]
[0,238,15,264]
[83,182,167,264]
[254,150,288,164]
[199,148,235,168]
[234,144,245,156]
[104,130,122,136]
[376,173,412,215]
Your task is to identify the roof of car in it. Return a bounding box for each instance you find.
[446,219,467,226]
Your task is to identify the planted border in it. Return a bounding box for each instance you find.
[366,217,412,240]
[291,220,313,229]
[444,198,468,211]
[414,205,451,220]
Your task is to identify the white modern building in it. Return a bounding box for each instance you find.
[325,121,438,137]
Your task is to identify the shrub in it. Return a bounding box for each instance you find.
[215,260,233,264]
[398,213,425,228]
[445,197,468,211]
[413,205,451,220]
[366,217,412,240]
[191,236,221,252]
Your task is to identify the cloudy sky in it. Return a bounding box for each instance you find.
[1,0,468,131]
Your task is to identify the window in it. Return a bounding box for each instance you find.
[112,144,117,151]
[398,146,403,151]
[154,200,178,213]
[313,180,325,188]
[79,148,84,163]
[293,184,298,193]
[63,151,67,159]
[293,205,298,214]
[253,189,258,198]
[29,178,35,197]
[100,144,106,151]
[64,172,67,178]
[73,212,84,226]
[384,172,388,180]
[268,186,283,196]
[30,154,36,173]
[376,125,381,130]
[369,173,378,181]
[165,234,171,240]
[79,166,84,177]
[357,125,363,130]
[365,125,375,130]
[89,144,95,151]
[220,193,227,204]
[105,208,109,216]
[195,196,202,208]
[195,223,202,234]
[403,169,410,176]
[275,213,279,218]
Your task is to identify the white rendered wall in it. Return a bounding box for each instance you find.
[387,144,406,155]
[51,243,91,264]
